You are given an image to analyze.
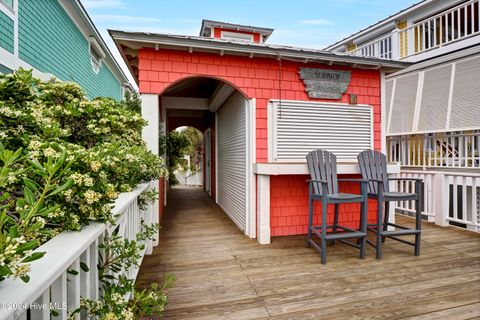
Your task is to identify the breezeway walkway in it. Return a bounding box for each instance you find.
[136,187,480,320]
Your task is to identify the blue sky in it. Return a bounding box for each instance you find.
[83,0,419,85]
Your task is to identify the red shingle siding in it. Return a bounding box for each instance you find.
[270,175,379,236]
[138,48,382,236]
[138,48,382,163]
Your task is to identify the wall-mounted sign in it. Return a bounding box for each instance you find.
[299,68,351,99]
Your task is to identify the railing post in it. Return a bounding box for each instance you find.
[257,174,271,244]
[391,29,400,60]
[434,173,449,227]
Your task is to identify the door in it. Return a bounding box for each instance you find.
[204,128,211,196]
[217,92,247,232]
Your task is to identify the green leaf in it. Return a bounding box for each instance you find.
[20,275,30,283]
[23,177,40,193]
[80,262,90,272]
[51,310,59,317]
[16,239,39,253]
[67,269,79,276]
[37,204,60,217]
[21,251,46,263]
[47,178,73,197]
[27,159,45,172]
[0,265,11,276]
[24,186,35,205]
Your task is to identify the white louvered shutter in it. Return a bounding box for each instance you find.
[450,56,480,130]
[418,65,451,132]
[388,73,418,134]
[272,101,373,162]
[217,92,247,231]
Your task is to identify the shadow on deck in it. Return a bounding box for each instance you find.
[136,187,480,320]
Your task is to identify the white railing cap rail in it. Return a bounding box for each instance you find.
[111,183,149,216]
[0,182,150,320]
[399,170,480,178]
[0,223,105,320]
[408,0,477,29]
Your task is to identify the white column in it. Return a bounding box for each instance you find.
[380,71,387,154]
[140,94,160,155]
[391,29,400,60]
[434,173,449,227]
[257,175,271,244]
[141,94,162,232]
[388,175,396,229]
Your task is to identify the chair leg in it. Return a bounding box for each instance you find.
[359,200,367,260]
[376,199,383,259]
[382,202,390,243]
[321,202,328,264]
[331,204,339,245]
[414,191,422,256]
[307,197,313,248]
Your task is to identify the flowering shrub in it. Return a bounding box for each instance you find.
[0,69,167,281]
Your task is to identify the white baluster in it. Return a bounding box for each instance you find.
[51,272,68,319]
[67,259,81,320]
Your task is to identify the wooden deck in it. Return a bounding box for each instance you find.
[136,187,480,320]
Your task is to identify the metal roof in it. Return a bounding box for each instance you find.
[109,29,411,76]
[199,19,274,40]
[325,0,431,51]
[73,0,130,87]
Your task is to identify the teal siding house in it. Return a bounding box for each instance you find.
[0,0,129,100]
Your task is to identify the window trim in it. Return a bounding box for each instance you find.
[88,37,106,74]
[220,30,254,42]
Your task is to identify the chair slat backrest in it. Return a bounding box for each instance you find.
[306,149,338,195]
[357,150,389,194]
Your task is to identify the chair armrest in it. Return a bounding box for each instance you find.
[338,178,369,183]
[388,178,423,182]
[306,179,328,184]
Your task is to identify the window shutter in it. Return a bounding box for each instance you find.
[450,56,480,130]
[271,101,373,162]
[388,73,418,135]
[418,65,451,132]
[217,92,247,231]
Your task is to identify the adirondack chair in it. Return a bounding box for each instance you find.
[357,150,423,259]
[306,149,368,265]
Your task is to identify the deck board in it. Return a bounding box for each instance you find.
[136,187,480,320]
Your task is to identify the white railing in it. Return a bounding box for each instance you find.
[395,170,480,232]
[351,33,393,59]
[185,171,203,186]
[387,131,480,169]
[399,0,480,57]
[0,181,159,320]
[349,0,479,59]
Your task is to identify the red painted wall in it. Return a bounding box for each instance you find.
[138,48,382,236]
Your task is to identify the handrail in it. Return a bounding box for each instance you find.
[411,0,477,27]
[400,169,480,178]
[0,182,157,320]
[0,224,105,320]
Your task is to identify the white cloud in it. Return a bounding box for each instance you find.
[91,14,161,23]
[82,0,127,9]
[298,19,334,25]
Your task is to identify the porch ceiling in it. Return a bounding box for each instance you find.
[163,77,219,98]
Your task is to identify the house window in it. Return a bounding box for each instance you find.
[220,31,254,42]
[89,38,105,74]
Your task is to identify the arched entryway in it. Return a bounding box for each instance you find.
[150,76,256,238]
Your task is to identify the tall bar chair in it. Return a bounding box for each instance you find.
[306,149,369,265]
[357,150,423,259]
